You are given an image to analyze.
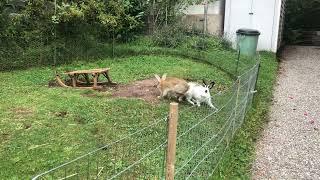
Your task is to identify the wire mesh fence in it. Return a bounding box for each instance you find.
[32,59,260,179]
[32,116,168,179]
[1,1,261,179]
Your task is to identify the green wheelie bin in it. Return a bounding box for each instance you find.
[236,28,261,58]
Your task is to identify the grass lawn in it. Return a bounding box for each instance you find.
[0,55,233,179]
[0,34,278,179]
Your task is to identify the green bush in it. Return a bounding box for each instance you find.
[284,0,320,43]
[219,37,232,50]
[152,24,188,48]
[151,23,233,51]
[176,34,231,52]
[193,36,232,51]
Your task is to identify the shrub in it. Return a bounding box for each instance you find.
[152,24,188,48]
[189,35,232,51]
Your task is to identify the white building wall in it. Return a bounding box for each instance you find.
[224,0,282,52]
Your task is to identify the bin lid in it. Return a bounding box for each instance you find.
[236,28,260,36]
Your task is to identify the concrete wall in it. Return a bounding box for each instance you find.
[184,1,222,14]
[183,1,223,36]
[224,0,283,52]
[182,14,223,35]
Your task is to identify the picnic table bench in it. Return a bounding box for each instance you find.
[56,68,116,89]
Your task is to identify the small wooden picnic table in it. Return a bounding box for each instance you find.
[56,68,116,89]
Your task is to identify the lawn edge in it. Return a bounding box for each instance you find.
[210,52,279,179]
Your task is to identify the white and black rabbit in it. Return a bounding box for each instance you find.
[185,80,217,109]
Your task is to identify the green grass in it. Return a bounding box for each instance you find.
[1,35,253,79]
[0,55,233,179]
[211,52,279,179]
[0,35,278,179]
[112,38,254,79]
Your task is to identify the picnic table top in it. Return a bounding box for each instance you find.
[64,68,110,75]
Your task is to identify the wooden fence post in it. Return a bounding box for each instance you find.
[166,102,178,180]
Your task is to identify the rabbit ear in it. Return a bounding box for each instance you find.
[154,74,161,82]
[202,79,207,86]
[162,73,167,80]
[209,81,215,89]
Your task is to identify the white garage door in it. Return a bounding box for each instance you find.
[224,0,282,52]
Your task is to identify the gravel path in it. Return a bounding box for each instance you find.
[252,46,320,179]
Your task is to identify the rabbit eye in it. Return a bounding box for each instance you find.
[205,90,208,93]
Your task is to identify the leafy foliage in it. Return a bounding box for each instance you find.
[1,0,146,37]
[0,0,214,70]
[285,0,320,30]
[152,23,188,48]
[0,0,150,70]
[284,0,320,43]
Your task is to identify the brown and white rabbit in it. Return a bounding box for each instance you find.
[154,74,189,101]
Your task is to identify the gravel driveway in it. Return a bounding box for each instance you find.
[252,46,320,179]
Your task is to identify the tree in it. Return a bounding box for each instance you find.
[284,0,320,43]
[285,0,320,30]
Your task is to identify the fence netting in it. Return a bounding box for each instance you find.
[1,1,261,179]
[32,59,260,179]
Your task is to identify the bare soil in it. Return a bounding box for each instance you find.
[51,77,228,103]
[49,77,175,103]
[110,78,160,103]
[11,107,34,117]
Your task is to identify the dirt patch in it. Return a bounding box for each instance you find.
[111,78,160,103]
[51,77,228,103]
[49,77,160,102]
[11,107,34,117]
[1,133,10,141]
[74,115,86,124]
[23,123,32,129]
[54,111,68,118]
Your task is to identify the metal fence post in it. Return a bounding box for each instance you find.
[166,102,179,180]
[235,49,241,75]
[233,77,241,135]
[247,63,260,107]
[245,71,254,111]
[254,64,261,93]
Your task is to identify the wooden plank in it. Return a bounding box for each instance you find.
[93,73,98,88]
[64,68,109,75]
[97,73,100,83]
[71,75,77,87]
[56,67,115,89]
[56,74,103,90]
[103,72,112,83]
[56,75,70,88]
